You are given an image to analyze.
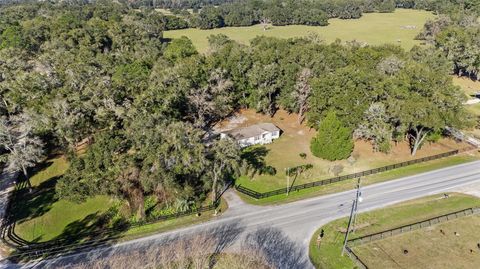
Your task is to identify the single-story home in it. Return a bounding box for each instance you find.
[220,123,281,147]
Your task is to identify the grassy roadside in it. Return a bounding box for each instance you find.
[309,193,480,269]
[237,153,480,206]
[120,198,228,241]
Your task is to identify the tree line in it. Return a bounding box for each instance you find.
[0,1,476,222]
[130,0,480,30]
[415,1,480,80]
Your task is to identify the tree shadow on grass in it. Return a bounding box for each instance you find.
[241,146,274,177]
[9,209,129,263]
[9,159,62,225]
[244,227,310,269]
[44,223,308,269]
[9,176,60,225]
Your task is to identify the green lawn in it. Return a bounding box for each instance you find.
[354,215,480,269]
[28,157,69,187]
[237,153,480,205]
[14,196,113,242]
[164,9,435,52]
[234,109,468,196]
[12,157,114,242]
[309,193,480,269]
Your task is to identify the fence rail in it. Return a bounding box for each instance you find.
[348,207,480,247]
[236,149,461,199]
[343,207,480,268]
[344,245,368,269]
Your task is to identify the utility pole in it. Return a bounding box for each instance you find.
[286,167,290,196]
[352,178,362,233]
[341,177,362,256]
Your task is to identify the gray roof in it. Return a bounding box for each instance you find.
[222,123,280,140]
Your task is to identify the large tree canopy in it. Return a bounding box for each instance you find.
[0,0,474,221]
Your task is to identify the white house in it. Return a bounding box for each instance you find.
[220,123,281,148]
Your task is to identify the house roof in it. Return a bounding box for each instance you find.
[222,123,280,140]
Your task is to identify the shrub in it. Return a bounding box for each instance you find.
[310,111,354,161]
[261,166,277,176]
[299,153,307,159]
[427,130,442,143]
[378,139,392,153]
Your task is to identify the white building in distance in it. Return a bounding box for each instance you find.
[220,123,281,148]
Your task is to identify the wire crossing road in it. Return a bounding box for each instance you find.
[10,160,480,269]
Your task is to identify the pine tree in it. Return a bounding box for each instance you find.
[310,111,354,161]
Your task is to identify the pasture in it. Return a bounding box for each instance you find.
[309,193,480,269]
[354,214,480,269]
[164,9,435,52]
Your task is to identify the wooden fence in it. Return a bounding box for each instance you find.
[236,149,460,199]
[348,207,480,247]
[344,207,480,268]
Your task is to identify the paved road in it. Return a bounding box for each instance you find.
[8,160,480,269]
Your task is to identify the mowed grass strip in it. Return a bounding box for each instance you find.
[164,9,435,52]
[353,215,480,269]
[237,153,480,205]
[309,193,480,269]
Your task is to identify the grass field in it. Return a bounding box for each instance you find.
[354,215,480,269]
[12,157,114,242]
[164,9,435,52]
[309,193,480,269]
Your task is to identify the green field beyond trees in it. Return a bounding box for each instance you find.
[164,9,435,52]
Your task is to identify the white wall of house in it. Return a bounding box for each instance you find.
[238,131,280,147]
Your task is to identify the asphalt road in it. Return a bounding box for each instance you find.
[8,160,480,269]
